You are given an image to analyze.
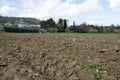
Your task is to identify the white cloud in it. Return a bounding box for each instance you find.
[79,0,102,11]
[109,0,120,10]
[16,0,101,19]
[87,20,96,25]
[86,13,120,26]
[3,0,118,25]
[0,5,10,14]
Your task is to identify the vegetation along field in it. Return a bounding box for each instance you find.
[0,33,120,80]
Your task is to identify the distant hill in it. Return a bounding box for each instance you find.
[0,15,40,25]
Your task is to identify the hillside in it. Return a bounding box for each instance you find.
[0,15,40,25]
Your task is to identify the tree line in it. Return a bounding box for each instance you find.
[40,18,120,33]
[40,18,67,32]
[1,15,120,33]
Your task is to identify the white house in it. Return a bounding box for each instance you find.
[0,24,4,31]
[14,19,29,28]
[4,22,12,26]
[14,19,41,28]
[4,19,41,28]
[30,24,41,28]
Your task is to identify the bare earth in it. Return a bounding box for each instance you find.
[0,33,120,80]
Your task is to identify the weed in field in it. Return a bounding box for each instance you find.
[84,59,101,80]
[93,71,101,80]
[84,60,97,70]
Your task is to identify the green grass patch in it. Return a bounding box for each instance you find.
[84,59,101,80]
[84,60,98,70]
[93,71,101,80]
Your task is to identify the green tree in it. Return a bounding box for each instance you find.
[57,18,67,32]
[40,18,56,32]
[63,19,67,32]
[69,21,76,32]
[57,18,63,32]
[40,20,47,29]
[79,23,89,33]
[110,24,115,33]
[97,26,104,33]
[73,21,76,30]
[46,18,56,28]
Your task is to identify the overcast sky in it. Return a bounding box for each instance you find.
[0,0,120,25]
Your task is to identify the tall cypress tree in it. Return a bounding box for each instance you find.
[63,19,67,32]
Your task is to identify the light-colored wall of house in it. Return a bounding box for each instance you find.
[0,25,4,30]
[18,24,24,28]
[30,25,40,27]
[17,23,29,28]
[4,22,12,26]
[4,19,41,28]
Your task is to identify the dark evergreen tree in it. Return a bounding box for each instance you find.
[63,19,67,32]
[40,20,47,29]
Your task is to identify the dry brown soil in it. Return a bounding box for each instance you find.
[0,33,120,80]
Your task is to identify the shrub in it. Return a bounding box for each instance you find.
[4,26,39,33]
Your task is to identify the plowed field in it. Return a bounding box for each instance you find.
[0,33,120,80]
